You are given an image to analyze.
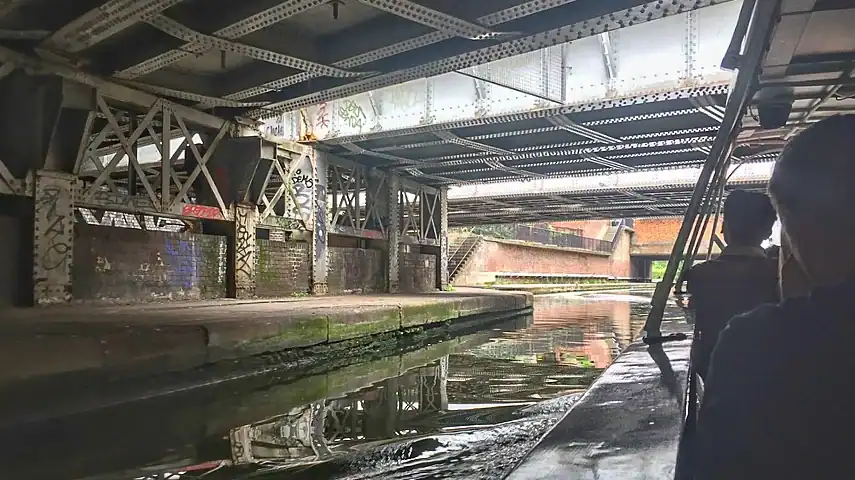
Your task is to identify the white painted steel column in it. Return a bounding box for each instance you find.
[233,203,258,298]
[437,187,449,290]
[33,170,77,305]
[310,148,329,294]
[386,174,401,293]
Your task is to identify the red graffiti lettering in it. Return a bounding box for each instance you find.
[182,204,223,220]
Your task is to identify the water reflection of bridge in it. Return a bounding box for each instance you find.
[118,296,650,479]
[229,295,647,472]
[230,358,450,467]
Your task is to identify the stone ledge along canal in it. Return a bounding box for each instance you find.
[0,289,657,480]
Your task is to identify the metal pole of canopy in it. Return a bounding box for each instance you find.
[703,156,734,262]
[680,144,736,285]
[677,148,733,289]
[643,0,782,339]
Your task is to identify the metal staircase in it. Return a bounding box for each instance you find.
[448,235,482,283]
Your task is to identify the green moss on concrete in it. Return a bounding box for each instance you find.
[199,237,227,294]
[286,314,330,344]
[327,307,401,342]
[401,301,459,328]
[215,315,329,359]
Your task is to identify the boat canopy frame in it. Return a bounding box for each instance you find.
[643,0,782,338]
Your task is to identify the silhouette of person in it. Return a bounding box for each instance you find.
[695,115,855,479]
[683,190,778,381]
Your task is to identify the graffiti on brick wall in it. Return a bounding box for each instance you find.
[234,206,255,292]
[77,208,187,232]
[164,238,197,289]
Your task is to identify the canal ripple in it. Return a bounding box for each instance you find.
[2,289,654,480]
[205,290,650,480]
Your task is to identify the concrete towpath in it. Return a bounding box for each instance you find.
[0,288,532,386]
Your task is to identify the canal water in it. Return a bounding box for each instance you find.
[2,289,654,480]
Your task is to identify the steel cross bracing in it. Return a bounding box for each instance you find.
[247,1,744,190]
[0,0,759,230]
[1,0,739,122]
[263,0,741,139]
[315,85,734,186]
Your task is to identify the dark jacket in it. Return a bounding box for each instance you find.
[695,277,855,479]
[684,246,779,379]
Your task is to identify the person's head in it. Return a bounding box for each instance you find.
[768,114,855,289]
[721,190,776,247]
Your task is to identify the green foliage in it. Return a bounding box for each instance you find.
[651,261,669,280]
[651,260,703,281]
[466,224,517,239]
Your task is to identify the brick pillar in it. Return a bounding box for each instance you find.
[310,149,329,294]
[385,174,401,293]
[233,203,257,298]
[33,170,77,305]
[436,187,449,290]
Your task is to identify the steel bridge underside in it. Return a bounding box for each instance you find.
[447,178,770,227]
[0,0,762,228]
[323,85,778,225]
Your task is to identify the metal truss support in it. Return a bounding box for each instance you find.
[119,0,329,79]
[259,0,733,115]
[233,203,258,298]
[146,15,367,79]
[436,187,449,291]
[418,357,449,412]
[385,174,401,293]
[400,180,441,245]
[356,0,504,40]
[235,0,577,107]
[43,0,185,53]
[75,95,233,222]
[33,171,77,305]
[643,0,779,338]
[328,156,387,238]
[0,44,233,133]
[310,149,329,294]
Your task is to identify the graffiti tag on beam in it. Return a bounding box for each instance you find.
[181,204,224,220]
[76,208,188,233]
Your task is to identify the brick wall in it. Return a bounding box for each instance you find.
[632,217,719,256]
[327,247,384,294]
[256,239,310,296]
[73,224,226,302]
[549,220,610,239]
[453,230,632,285]
[399,247,436,292]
